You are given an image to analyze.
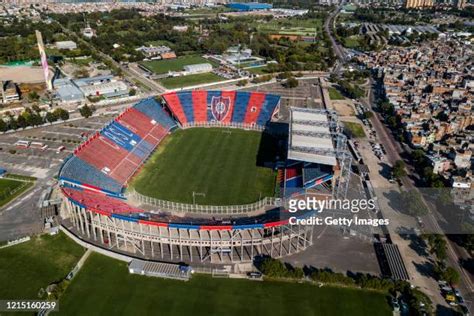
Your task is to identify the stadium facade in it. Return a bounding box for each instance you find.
[59,90,351,264]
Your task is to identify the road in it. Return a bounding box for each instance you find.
[323,4,347,73]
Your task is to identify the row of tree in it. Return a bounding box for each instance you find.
[0,106,69,133]
[258,257,433,314]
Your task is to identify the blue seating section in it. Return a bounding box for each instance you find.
[176,91,194,123]
[257,94,280,126]
[101,121,142,152]
[60,157,122,193]
[232,92,251,123]
[134,98,177,130]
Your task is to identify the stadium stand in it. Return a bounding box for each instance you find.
[232,92,251,123]
[133,98,177,130]
[244,92,266,124]
[60,157,123,194]
[163,92,187,124]
[192,90,208,122]
[60,98,176,195]
[163,90,280,126]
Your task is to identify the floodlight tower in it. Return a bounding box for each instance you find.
[35,30,52,91]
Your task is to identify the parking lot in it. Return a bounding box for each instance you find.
[0,115,114,179]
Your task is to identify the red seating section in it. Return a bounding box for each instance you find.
[116,108,156,139]
[76,134,134,176]
[63,188,143,215]
[220,91,236,123]
[192,90,208,122]
[285,168,301,179]
[163,92,187,124]
[244,92,266,124]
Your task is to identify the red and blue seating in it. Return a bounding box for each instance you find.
[163,90,280,126]
[60,98,176,195]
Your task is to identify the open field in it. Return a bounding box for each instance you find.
[130,128,276,205]
[59,253,391,316]
[343,122,366,138]
[343,36,362,49]
[139,55,216,74]
[328,87,345,100]
[0,233,84,299]
[158,72,225,89]
[0,178,33,207]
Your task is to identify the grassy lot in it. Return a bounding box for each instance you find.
[130,128,276,205]
[328,87,345,100]
[343,122,366,138]
[158,72,225,89]
[343,36,362,49]
[0,178,34,207]
[139,55,215,74]
[252,18,323,34]
[59,253,391,316]
[247,66,270,75]
[0,233,84,299]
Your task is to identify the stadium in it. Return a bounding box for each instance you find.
[58,90,351,264]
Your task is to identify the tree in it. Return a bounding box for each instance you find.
[128,88,137,96]
[442,267,460,285]
[0,118,7,132]
[363,111,373,119]
[285,77,298,89]
[400,190,428,216]
[392,160,406,179]
[27,91,40,102]
[45,111,58,124]
[17,115,28,129]
[79,105,93,118]
[53,108,69,121]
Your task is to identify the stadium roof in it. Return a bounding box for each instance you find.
[287,107,337,166]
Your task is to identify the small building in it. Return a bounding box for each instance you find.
[454,150,472,169]
[135,45,172,58]
[1,80,20,104]
[183,63,213,74]
[75,75,129,99]
[173,25,188,32]
[161,52,177,60]
[54,78,84,105]
[227,2,273,11]
[0,168,6,178]
[55,41,77,50]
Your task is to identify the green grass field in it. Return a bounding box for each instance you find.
[343,122,366,138]
[130,128,276,205]
[0,233,84,299]
[328,87,345,100]
[139,55,215,74]
[0,178,33,207]
[58,253,391,316]
[159,72,225,89]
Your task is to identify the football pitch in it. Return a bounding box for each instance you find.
[130,128,277,205]
[0,233,84,300]
[139,55,216,74]
[58,253,392,316]
[0,177,34,207]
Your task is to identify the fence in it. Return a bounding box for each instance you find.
[180,121,265,131]
[128,189,281,215]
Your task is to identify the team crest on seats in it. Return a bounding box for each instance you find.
[209,96,231,121]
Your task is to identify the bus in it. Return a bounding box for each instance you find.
[30,142,48,150]
[14,140,30,148]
